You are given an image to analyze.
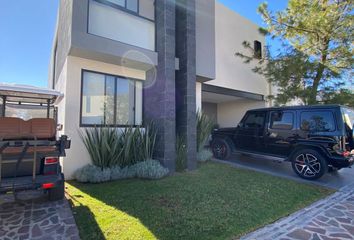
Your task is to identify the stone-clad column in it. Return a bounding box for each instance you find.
[143,0,176,172]
[175,0,197,170]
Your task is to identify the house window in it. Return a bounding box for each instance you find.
[270,111,294,130]
[81,70,143,126]
[96,0,149,17]
[89,0,155,50]
[254,40,262,59]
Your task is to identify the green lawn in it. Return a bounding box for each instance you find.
[66,162,333,240]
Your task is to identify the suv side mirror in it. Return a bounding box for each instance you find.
[237,123,243,128]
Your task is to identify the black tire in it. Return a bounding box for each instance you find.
[211,138,231,160]
[48,180,65,201]
[291,149,328,180]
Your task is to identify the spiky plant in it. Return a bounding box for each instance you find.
[176,134,187,172]
[196,111,215,151]
[79,126,123,170]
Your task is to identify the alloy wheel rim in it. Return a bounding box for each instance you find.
[294,153,321,177]
[213,143,226,158]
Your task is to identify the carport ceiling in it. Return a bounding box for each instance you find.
[202,91,243,103]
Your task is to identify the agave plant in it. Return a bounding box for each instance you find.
[79,126,123,170]
[196,111,215,152]
[80,122,157,169]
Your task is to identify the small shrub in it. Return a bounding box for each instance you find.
[110,166,137,180]
[176,135,187,172]
[197,149,213,162]
[120,166,137,179]
[74,165,111,183]
[134,160,169,179]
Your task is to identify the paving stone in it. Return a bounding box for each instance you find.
[324,209,345,218]
[304,226,326,235]
[287,229,312,240]
[329,233,353,239]
[342,224,354,234]
[310,233,321,240]
[327,219,340,227]
[0,194,80,240]
[316,215,329,222]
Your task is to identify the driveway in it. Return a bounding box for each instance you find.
[0,190,80,240]
[214,153,354,189]
[242,183,354,240]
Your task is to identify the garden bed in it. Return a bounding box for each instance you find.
[66,162,333,240]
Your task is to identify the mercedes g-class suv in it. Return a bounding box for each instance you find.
[211,105,354,180]
[0,84,70,201]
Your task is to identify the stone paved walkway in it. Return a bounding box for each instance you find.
[242,183,354,240]
[0,191,80,240]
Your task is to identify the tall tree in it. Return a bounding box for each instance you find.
[237,0,353,105]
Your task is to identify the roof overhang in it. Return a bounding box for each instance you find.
[202,84,264,102]
[0,83,63,105]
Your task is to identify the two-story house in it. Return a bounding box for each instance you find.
[49,0,269,179]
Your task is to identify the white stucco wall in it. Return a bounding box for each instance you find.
[56,56,146,179]
[206,2,269,96]
[217,99,266,128]
[196,82,202,111]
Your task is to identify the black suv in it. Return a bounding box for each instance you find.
[211,105,354,180]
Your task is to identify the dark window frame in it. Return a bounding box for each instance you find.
[79,69,143,128]
[269,111,294,130]
[254,40,262,59]
[300,110,337,132]
[92,0,154,23]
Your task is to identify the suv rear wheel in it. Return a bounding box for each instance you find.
[211,139,231,160]
[291,149,328,180]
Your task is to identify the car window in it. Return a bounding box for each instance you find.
[270,111,293,130]
[243,112,266,129]
[300,111,335,132]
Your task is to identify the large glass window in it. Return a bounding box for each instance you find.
[97,0,154,20]
[300,111,335,132]
[270,111,294,130]
[243,112,266,129]
[89,0,155,51]
[81,71,142,126]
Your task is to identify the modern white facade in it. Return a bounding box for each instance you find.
[49,0,270,179]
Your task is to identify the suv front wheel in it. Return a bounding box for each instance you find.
[291,149,328,180]
[211,139,231,160]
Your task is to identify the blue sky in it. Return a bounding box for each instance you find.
[0,0,288,88]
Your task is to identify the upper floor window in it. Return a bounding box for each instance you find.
[270,111,294,130]
[254,40,262,59]
[300,111,335,132]
[95,0,154,21]
[80,70,143,126]
[88,0,155,51]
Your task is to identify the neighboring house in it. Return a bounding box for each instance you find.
[48,0,269,179]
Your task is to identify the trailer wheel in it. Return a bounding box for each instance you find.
[48,180,65,201]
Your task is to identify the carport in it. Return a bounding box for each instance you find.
[201,84,266,127]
